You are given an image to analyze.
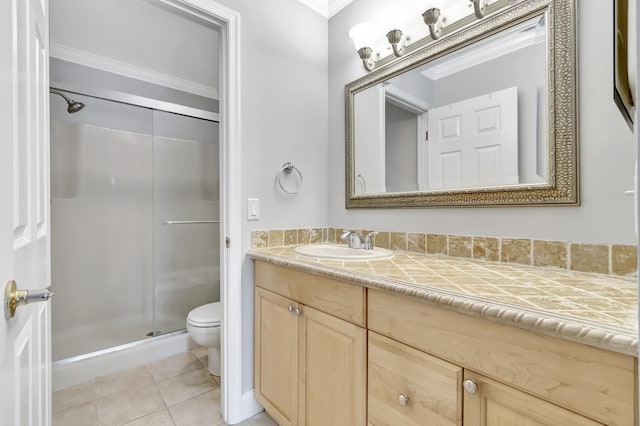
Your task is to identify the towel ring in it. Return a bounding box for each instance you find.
[277,162,303,194]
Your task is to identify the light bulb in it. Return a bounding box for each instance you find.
[348,22,379,51]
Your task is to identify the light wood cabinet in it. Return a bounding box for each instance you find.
[254,261,366,326]
[462,371,604,426]
[367,330,607,426]
[299,302,366,425]
[368,331,463,426]
[367,289,636,426]
[254,287,299,426]
[254,262,637,426]
[254,278,366,426]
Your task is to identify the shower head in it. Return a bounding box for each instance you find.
[50,89,85,113]
[66,100,85,114]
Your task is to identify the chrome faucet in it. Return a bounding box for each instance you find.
[341,230,363,249]
[341,230,379,250]
[363,231,378,250]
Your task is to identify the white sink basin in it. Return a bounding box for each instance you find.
[294,244,393,261]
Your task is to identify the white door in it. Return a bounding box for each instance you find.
[353,84,386,194]
[427,86,519,189]
[0,0,52,425]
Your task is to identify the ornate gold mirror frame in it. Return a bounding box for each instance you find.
[345,0,577,208]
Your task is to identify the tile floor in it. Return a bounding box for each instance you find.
[53,347,277,426]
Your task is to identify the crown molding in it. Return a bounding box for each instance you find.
[295,0,354,19]
[296,0,329,18]
[50,43,219,99]
[421,19,545,81]
[384,85,432,114]
[327,0,354,17]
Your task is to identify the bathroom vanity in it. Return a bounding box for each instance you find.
[250,247,637,426]
[254,262,366,426]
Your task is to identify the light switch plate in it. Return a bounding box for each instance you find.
[248,198,260,220]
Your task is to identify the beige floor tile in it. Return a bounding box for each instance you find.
[96,380,165,426]
[121,409,175,426]
[149,351,203,382]
[53,382,94,411]
[53,399,97,426]
[158,367,218,406]
[191,346,209,369]
[169,389,225,426]
[53,382,97,426]
[233,411,278,426]
[93,365,153,399]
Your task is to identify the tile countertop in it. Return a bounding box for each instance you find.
[248,245,639,357]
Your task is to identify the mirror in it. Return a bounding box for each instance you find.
[346,0,578,208]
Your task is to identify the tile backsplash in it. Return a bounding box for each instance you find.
[251,227,638,277]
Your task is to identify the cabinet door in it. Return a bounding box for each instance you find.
[299,305,367,426]
[255,287,299,426]
[463,371,604,426]
[368,332,463,426]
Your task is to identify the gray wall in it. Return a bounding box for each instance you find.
[213,0,329,393]
[51,0,220,90]
[329,0,636,245]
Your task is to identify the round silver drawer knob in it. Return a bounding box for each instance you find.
[463,379,478,394]
[397,394,409,407]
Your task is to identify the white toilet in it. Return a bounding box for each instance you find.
[186,302,222,376]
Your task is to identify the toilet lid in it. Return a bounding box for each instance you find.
[187,302,222,327]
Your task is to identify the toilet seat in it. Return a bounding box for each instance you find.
[187,302,222,327]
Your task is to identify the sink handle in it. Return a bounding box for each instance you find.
[363,232,378,250]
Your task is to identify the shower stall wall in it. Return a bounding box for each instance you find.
[50,91,220,362]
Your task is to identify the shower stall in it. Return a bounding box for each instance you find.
[49,79,220,363]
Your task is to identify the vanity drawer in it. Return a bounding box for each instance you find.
[367,289,636,426]
[368,331,462,426]
[254,261,366,326]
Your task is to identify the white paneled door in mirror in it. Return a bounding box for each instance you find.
[0,0,52,425]
[426,86,519,190]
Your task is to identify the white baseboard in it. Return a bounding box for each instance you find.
[52,332,197,391]
[224,388,263,425]
[241,390,264,422]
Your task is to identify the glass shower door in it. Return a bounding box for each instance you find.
[152,110,220,335]
[51,93,155,361]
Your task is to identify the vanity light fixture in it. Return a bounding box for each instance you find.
[381,0,413,57]
[350,0,499,71]
[348,22,379,71]
[385,29,406,57]
[422,0,445,40]
[470,0,488,18]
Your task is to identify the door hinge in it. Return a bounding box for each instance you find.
[225,237,230,248]
[425,130,429,141]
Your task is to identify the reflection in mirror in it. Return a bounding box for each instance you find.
[353,16,547,195]
[346,0,578,208]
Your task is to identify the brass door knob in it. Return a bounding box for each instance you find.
[4,280,54,319]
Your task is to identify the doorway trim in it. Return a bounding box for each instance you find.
[150,0,248,422]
